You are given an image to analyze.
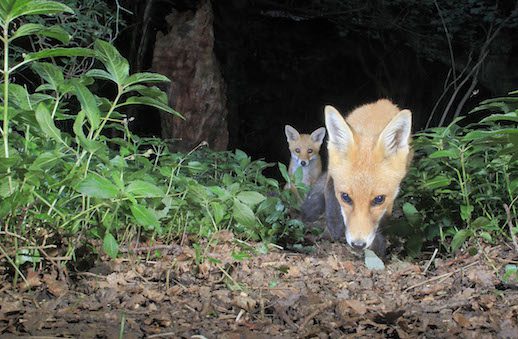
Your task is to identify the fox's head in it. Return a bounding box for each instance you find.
[325,102,412,250]
[285,125,326,167]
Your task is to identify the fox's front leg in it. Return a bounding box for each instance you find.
[324,176,346,240]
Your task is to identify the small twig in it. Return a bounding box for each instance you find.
[299,300,334,331]
[404,261,479,292]
[504,204,518,253]
[423,248,439,274]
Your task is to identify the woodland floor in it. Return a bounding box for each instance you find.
[1,232,518,338]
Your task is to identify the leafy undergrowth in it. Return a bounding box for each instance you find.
[1,235,517,338]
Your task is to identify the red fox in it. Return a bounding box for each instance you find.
[301,99,412,256]
[284,125,326,188]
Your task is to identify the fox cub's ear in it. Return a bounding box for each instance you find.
[378,109,412,156]
[325,105,354,152]
[285,125,300,142]
[310,127,326,145]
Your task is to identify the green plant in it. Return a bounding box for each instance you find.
[391,91,518,256]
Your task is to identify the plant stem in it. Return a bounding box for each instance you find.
[2,22,12,193]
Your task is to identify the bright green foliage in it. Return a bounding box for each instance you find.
[392,92,518,255]
[0,1,303,278]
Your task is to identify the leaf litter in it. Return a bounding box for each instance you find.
[1,235,518,338]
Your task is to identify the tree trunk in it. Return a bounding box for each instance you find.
[152,0,228,151]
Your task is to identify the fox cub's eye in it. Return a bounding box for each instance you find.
[308,149,313,154]
[372,195,386,206]
[295,148,300,153]
[341,193,353,205]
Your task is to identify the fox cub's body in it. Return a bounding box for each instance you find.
[285,125,326,187]
[302,99,412,256]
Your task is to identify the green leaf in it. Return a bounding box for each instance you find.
[31,62,64,92]
[5,83,31,110]
[72,81,100,130]
[0,0,73,23]
[13,24,71,43]
[35,102,67,146]
[210,202,226,224]
[123,72,170,88]
[451,229,471,252]
[278,162,290,183]
[429,149,459,159]
[423,175,452,189]
[402,202,420,225]
[117,96,182,117]
[24,47,95,63]
[85,69,114,82]
[364,249,385,270]
[237,191,266,207]
[130,203,160,230]
[125,180,165,198]
[76,173,119,199]
[94,40,129,85]
[460,204,474,222]
[479,231,492,243]
[103,232,119,258]
[471,216,491,229]
[233,200,257,228]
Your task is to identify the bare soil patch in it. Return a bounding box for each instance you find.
[1,234,518,338]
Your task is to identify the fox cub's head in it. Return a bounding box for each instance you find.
[325,101,412,250]
[285,125,326,167]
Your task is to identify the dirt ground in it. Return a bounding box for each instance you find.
[1,232,518,338]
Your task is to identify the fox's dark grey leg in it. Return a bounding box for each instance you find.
[301,174,326,222]
[324,176,346,240]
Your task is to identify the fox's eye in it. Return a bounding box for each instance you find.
[295,148,300,153]
[372,195,386,206]
[341,193,353,205]
[308,149,313,154]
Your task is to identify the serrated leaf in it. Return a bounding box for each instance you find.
[364,249,385,270]
[130,203,160,230]
[123,72,170,88]
[31,62,64,92]
[85,69,114,82]
[76,173,119,199]
[233,200,256,227]
[24,47,94,63]
[237,191,266,207]
[0,0,73,22]
[103,232,119,258]
[72,81,100,129]
[35,102,67,146]
[125,180,164,198]
[117,96,182,117]
[94,39,129,85]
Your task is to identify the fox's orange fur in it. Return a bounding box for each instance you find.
[302,99,412,255]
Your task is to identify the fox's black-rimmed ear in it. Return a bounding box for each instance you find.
[325,105,354,152]
[285,125,300,142]
[377,109,412,156]
[310,127,326,145]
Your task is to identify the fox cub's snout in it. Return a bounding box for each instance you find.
[284,125,326,187]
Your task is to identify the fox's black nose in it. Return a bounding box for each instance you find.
[300,161,307,166]
[351,241,366,250]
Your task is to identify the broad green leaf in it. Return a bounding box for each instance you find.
[429,149,459,159]
[72,81,100,129]
[24,47,94,63]
[471,216,491,229]
[117,96,182,117]
[103,232,119,258]
[94,40,129,85]
[364,249,385,270]
[31,62,64,92]
[423,175,452,189]
[76,173,119,199]
[237,191,266,207]
[510,178,518,194]
[123,72,170,88]
[73,110,103,153]
[278,162,290,183]
[210,202,226,224]
[460,204,473,222]
[84,69,115,82]
[35,102,67,146]
[13,24,71,43]
[479,231,492,243]
[5,83,31,110]
[402,202,420,225]
[125,180,164,198]
[451,229,471,252]
[233,200,256,228]
[130,203,160,230]
[0,0,73,22]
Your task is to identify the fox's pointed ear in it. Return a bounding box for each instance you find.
[310,127,326,144]
[325,105,354,152]
[285,125,300,142]
[378,109,412,156]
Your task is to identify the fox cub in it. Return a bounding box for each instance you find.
[301,99,412,256]
[284,125,326,188]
